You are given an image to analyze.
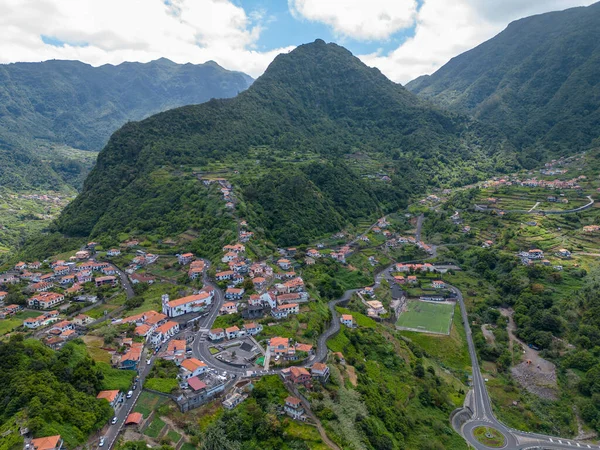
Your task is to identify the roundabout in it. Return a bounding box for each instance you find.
[473,426,507,448]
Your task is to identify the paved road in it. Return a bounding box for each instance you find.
[415,213,424,242]
[474,195,594,216]
[451,284,600,449]
[103,353,155,450]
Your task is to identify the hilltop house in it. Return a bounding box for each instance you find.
[284,396,305,420]
[340,314,355,328]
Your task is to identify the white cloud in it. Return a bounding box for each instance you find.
[0,0,292,77]
[288,0,418,40]
[358,0,597,84]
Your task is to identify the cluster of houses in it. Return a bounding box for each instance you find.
[202,178,235,209]
[384,235,434,255]
[481,172,586,191]
[583,225,600,233]
[8,258,120,312]
[280,360,331,386]
[208,322,263,341]
[268,336,315,362]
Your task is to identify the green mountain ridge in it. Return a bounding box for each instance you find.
[406,2,600,160]
[54,39,518,248]
[0,58,253,190]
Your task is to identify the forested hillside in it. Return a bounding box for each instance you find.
[0,58,252,190]
[55,40,518,247]
[406,2,600,163]
[0,337,112,450]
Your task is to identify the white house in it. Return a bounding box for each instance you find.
[162,290,214,317]
[208,328,225,341]
[271,303,299,319]
[243,322,263,336]
[340,314,354,328]
[180,358,208,381]
[150,321,180,346]
[284,396,305,420]
[225,325,240,340]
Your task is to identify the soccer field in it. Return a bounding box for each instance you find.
[396,300,455,334]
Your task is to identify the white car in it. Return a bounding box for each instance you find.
[99,437,105,447]
[126,390,133,399]
[111,417,117,425]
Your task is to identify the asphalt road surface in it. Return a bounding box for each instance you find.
[451,284,600,449]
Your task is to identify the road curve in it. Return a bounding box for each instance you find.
[451,283,600,449]
[475,195,594,216]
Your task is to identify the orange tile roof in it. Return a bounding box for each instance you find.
[155,321,178,334]
[31,435,61,450]
[97,390,120,403]
[181,358,206,372]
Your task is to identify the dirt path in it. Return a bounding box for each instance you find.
[481,325,496,345]
[500,308,558,400]
[285,382,340,450]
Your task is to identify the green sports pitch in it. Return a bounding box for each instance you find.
[396,300,455,334]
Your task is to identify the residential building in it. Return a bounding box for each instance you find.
[107,248,121,257]
[30,435,63,450]
[220,301,238,315]
[223,392,247,410]
[284,366,311,384]
[225,325,240,340]
[225,287,244,300]
[208,328,225,341]
[28,292,65,309]
[340,314,354,328]
[243,322,262,336]
[215,270,234,281]
[557,248,572,258]
[277,259,291,270]
[528,249,544,259]
[311,363,330,382]
[72,314,93,326]
[151,321,180,346]
[96,390,123,408]
[180,358,208,381]
[271,302,299,319]
[95,276,118,287]
[284,396,305,420]
[178,253,195,265]
[432,280,446,289]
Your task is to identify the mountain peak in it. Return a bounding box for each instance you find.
[247,39,413,116]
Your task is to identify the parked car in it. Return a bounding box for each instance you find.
[111,417,117,425]
[126,390,133,399]
[99,437,105,447]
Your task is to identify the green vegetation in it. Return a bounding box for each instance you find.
[320,323,467,449]
[55,40,518,247]
[407,2,600,160]
[145,359,179,394]
[0,337,112,448]
[396,300,455,334]
[133,392,169,419]
[0,59,251,190]
[193,375,327,450]
[98,362,136,391]
[144,416,166,438]
[472,426,506,448]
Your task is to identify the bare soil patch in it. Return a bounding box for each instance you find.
[500,308,558,400]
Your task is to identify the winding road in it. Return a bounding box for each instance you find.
[475,195,594,215]
[451,284,600,449]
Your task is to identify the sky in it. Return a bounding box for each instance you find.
[0,0,596,84]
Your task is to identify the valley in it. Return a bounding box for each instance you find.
[2,3,600,448]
